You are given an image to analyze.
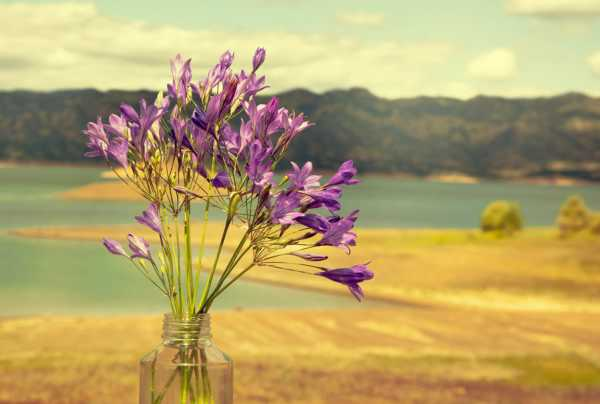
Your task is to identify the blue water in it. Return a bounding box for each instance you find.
[0,165,598,315]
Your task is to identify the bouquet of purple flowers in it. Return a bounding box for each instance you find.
[84,48,373,318]
[84,48,374,404]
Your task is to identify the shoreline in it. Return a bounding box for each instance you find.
[1,160,596,186]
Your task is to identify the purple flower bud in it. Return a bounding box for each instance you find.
[325,160,359,187]
[219,50,234,69]
[252,47,266,71]
[135,204,162,234]
[107,137,129,169]
[83,118,109,159]
[211,171,231,189]
[291,252,328,261]
[102,238,128,257]
[128,233,152,260]
[318,264,374,301]
[119,103,139,122]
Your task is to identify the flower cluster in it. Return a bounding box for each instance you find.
[85,49,373,316]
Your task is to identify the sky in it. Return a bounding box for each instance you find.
[1,0,600,99]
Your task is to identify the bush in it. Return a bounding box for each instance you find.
[480,201,523,237]
[556,195,591,237]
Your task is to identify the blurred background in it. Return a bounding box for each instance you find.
[1,0,600,403]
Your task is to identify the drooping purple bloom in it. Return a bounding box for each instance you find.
[317,212,358,252]
[220,50,234,69]
[170,110,187,148]
[325,160,359,187]
[318,264,374,301]
[135,203,162,234]
[291,252,328,261]
[287,162,321,191]
[295,214,329,233]
[271,192,304,225]
[211,171,231,189]
[252,47,266,72]
[107,137,129,168]
[83,118,109,159]
[102,238,128,257]
[128,233,152,260]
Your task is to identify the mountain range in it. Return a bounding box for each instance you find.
[1,88,600,181]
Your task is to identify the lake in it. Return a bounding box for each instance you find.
[1,165,599,315]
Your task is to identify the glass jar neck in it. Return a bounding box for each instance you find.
[162,313,211,346]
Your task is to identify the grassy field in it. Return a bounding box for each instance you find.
[3,180,600,403]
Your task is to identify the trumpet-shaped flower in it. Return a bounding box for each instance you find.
[318,264,373,301]
[102,238,128,257]
[128,233,152,260]
[135,204,162,234]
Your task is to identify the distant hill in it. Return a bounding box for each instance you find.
[1,88,600,181]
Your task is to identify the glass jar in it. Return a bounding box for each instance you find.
[139,314,233,404]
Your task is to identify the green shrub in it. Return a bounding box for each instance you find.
[556,195,591,237]
[480,200,523,237]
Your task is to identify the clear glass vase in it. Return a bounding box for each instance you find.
[139,314,233,404]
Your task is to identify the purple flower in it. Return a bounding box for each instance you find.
[325,160,359,187]
[288,162,321,190]
[291,252,328,261]
[167,54,192,102]
[170,110,187,148]
[83,118,109,159]
[305,187,343,212]
[317,212,358,252]
[295,214,329,233]
[135,203,162,234]
[252,47,266,72]
[128,233,152,260]
[247,140,274,190]
[220,50,234,69]
[318,264,374,301]
[271,192,304,225]
[211,171,231,189]
[107,137,129,168]
[102,238,128,257]
[106,114,128,138]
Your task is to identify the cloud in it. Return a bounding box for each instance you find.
[506,0,600,18]
[0,2,453,99]
[587,52,600,75]
[467,48,517,80]
[336,11,385,26]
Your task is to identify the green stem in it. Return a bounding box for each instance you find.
[198,216,232,309]
[203,263,255,311]
[184,201,194,316]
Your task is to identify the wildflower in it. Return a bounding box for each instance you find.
[318,264,373,301]
[271,192,304,225]
[252,47,266,72]
[135,204,162,234]
[325,160,359,187]
[107,137,129,168]
[128,233,152,260]
[291,252,328,261]
[83,118,109,158]
[287,162,321,191]
[102,238,128,257]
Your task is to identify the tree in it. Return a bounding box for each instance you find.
[556,195,591,237]
[480,201,523,237]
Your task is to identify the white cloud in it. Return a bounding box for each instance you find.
[467,48,517,80]
[336,11,385,26]
[507,0,600,18]
[0,2,453,99]
[587,52,600,75]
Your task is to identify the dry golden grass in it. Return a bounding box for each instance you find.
[3,308,600,404]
